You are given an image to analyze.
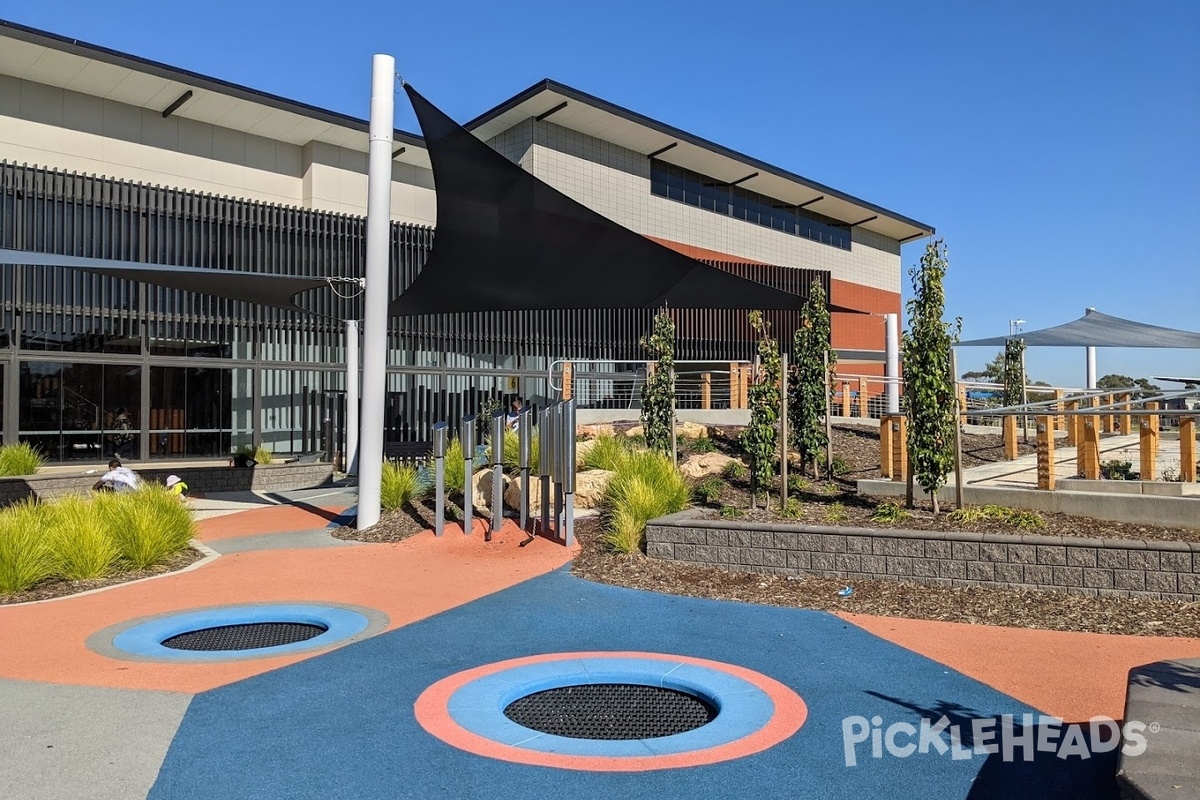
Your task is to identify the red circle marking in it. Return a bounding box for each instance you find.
[414,651,807,772]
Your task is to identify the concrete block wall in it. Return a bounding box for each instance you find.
[523,118,902,293]
[0,463,334,505]
[645,512,1200,602]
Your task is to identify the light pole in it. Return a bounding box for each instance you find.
[1008,319,1025,337]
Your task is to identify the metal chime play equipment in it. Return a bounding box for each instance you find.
[424,399,576,546]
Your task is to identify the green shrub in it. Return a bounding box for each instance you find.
[718,505,744,518]
[584,434,630,472]
[721,460,748,481]
[0,500,55,594]
[824,502,847,523]
[443,437,466,496]
[602,450,690,553]
[254,445,274,465]
[1100,460,1134,480]
[948,504,1044,530]
[46,495,119,580]
[693,477,725,504]
[779,497,804,519]
[0,443,47,477]
[95,486,196,569]
[492,428,540,475]
[1006,509,1044,529]
[381,462,429,511]
[788,474,810,493]
[825,454,850,477]
[688,436,716,454]
[871,501,908,524]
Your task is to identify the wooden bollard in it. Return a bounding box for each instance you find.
[1181,416,1197,483]
[880,416,893,478]
[1102,394,1114,434]
[562,361,573,401]
[739,364,751,410]
[1078,415,1100,479]
[1117,393,1132,435]
[700,373,712,410]
[1003,415,1019,460]
[1140,402,1159,481]
[1064,399,1079,446]
[891,416,907,483]
[1036,416,1055,490]
[841,381,851,417]
[858,377,869,418]
[728,363,740,409]
[1054,389,1065,431]
[958,384,968,424]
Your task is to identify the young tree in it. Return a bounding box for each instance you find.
[1002,338,1025,407]
[903,240,961,513]
[789,279,837,478]
[639,310,675,454]
[741,310,781,499]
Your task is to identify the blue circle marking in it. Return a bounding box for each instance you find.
[446,657,775,757]
[111,604,370,662]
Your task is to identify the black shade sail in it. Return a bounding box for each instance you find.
[958,309,1200,349]
[0,249,332,313]
[390,85,852,317]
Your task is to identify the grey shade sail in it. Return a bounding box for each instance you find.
[390,85,855,317]
[957,309,1200,348]
[0,248,332,312]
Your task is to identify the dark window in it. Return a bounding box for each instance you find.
[649,160,851,250]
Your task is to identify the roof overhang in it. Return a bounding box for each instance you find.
[465,80,935,243]
[0,20,430,169]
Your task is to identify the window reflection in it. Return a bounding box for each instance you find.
[650,160,851,250]
[18,361,141,461]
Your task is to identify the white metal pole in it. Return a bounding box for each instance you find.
[356,54,394,530]
[345,319,360,475]
[1086,346,1097,390]
[885,312,900,414]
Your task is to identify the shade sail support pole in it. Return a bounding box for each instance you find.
[345,319,360,475]
[885,313,900,414]
[357,54,394,530]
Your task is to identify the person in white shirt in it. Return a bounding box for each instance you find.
[505,398,524,431]
[93,459,140,492]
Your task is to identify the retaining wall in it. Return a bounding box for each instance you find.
[645,511,1200,602]
[0,463,335,505]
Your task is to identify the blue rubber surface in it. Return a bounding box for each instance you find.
[150,570,1119,799]
[112,604,369,662]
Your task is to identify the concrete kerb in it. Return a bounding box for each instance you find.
[857,480,1200,530]
[1117,657,1200,800]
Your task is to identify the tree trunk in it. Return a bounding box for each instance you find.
[931,492,940,515]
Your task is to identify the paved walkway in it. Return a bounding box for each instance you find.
[1,490,1197,799]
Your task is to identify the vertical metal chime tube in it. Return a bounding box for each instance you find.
[356,54,394,530]
[518,408,531,531]
[562,398,577,547]
[489,410,505,541]
[539,405,552,535]
[553,402,565,538]
[885,313,900,415]
[432,422,447,537]
[345,319,361,475]
[461,415,476,536]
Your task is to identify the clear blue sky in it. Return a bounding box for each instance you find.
[7,0,1198,387]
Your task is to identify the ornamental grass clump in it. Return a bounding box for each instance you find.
[443,437,467,496]
[0,443,47,477]
[254,445,274,465]
[0,500,54,594]
[45,495,119,580]
[583,434,629,472]
[381,462,429,511]
[602,450,690,554]
[95,485,196,570]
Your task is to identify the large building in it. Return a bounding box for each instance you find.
[0,20,932,462]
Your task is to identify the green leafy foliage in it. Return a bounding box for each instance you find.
[380,462,430,511]
[718,505,744,519]
[442,437,467,496]
[779,498,804,519]
[639,311,676,454]
[1100,460,1134,480]
[824,502,848,523]
[46,495,120,580]
[788,474,810,493]
[0,443,47,477]
[1003,338,1025,408]
[902,240,961,513]
[584,434,631,472]
[602,450,690,553]
[692,477,725,504]
[721,460,748,481]
[789,279,836,477]
[946,504,1044,529]
[687,436,716,454]
[95,485,196,569]
[0,500,54,594]
[254,445,274,465]
[741,311,781,495]
[870,501,908,523]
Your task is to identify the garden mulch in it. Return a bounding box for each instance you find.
[331,497,472,544]
[0,547,205,606]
